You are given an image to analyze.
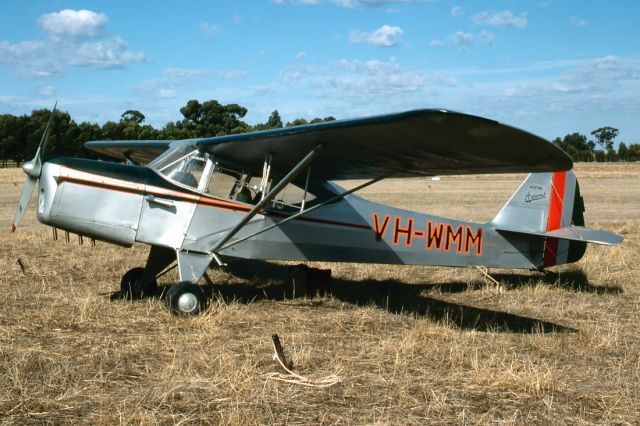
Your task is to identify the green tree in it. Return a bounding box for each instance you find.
[0,114,28,165]
[553,132,593,162]
[618,142,628,161]
[286,118,309,127]
[101,121,125,140]
[160,121,191,140]
[627,144,640,161]
[310,116,336,124]
[591,127,619,150]
[253,110,285,131]
[266,110,283,129]
[179,99,249,137]
[120,110,146,124]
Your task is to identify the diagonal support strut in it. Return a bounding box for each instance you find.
[210,145,322,254]
[217,170,398,252]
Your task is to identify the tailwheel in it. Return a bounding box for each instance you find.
[165,283,207,316]
[120,267,158,300]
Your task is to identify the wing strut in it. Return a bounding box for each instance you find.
[217,170,397,252]
[210,145,322,257]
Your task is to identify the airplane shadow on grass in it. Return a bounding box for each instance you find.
[150,259,629,333]
[112,260,622,332]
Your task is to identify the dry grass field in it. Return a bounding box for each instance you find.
[1,163,639,424]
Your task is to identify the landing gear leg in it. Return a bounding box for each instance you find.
[120,246,175,300]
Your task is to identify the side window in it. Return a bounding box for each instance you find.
[206,168,240,199]
[273,182,316,209]
[156,149,207,189]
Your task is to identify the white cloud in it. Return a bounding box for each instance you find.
[279,0,434,8]
[280,58,425,98]
[451,6,463,17]
[38,9,107,39]
[338,0,434,7]
[473,10,528,29]
[0,37,144,77]
[134,67,248,99]
[349,25,404,47]
[274,0,323,4]
[445,30,496,49]
[201,22,220,38]
[36,85,55,96]
[435,74,457,87]
[570,16,588,27]
[430,39,444,47]
[158,89,176,98]
[72,37,145,68]
[500,56,640,98]
[478,30,496,46]
[0,10,143,78]
[450,31,474,47]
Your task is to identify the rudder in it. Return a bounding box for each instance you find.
[492,170,587,267]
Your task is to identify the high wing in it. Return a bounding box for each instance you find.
[84,140,171,164]
[195,109,572,179]
[84,109,572,179]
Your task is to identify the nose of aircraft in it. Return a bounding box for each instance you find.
[11,102,57,232]
[21,159,37,177]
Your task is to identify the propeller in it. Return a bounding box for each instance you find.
[11,102,57,232]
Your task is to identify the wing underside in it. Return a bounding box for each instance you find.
[84,109,572,179]
[195,109,572,179]
[84,140,171,164]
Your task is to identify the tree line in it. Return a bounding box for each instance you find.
[553,127,640,162]
[0,99,335,166]
[0,99,637,165]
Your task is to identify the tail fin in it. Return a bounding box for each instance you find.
[492,171,622,268]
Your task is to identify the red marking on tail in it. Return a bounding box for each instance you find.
[543,171,567,267]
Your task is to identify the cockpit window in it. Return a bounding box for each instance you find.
[152,148,207,189]
[149,146,337,208]
[206,164,261,203]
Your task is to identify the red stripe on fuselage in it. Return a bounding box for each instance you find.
[543,171,566,267]
[59,174,370,231]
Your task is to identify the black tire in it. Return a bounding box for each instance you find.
[120,267,158,300]
[165,283,207,316]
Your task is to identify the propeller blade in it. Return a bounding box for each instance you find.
[11,101,57,232]
[11,175,37,232]
[30,101,57,177]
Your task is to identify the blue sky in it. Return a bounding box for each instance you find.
[1,1,639,144]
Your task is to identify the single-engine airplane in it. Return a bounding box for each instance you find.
[12,106,623,315]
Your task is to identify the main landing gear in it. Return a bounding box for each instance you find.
[120,267,158,299]
[164,283,207,316]
[118,246,211,316]
[120,268,209,316]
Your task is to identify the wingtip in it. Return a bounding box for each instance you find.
[10,224,16,233]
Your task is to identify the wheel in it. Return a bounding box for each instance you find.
[120,267,158,300]
[165,283,207,316]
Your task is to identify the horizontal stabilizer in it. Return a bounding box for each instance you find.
[496,225,623,246]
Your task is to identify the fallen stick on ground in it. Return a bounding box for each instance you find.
[265,334,342,388]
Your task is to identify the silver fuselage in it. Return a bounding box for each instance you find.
[36,156,546,270]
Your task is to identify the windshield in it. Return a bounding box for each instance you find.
[151,146,207,189]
